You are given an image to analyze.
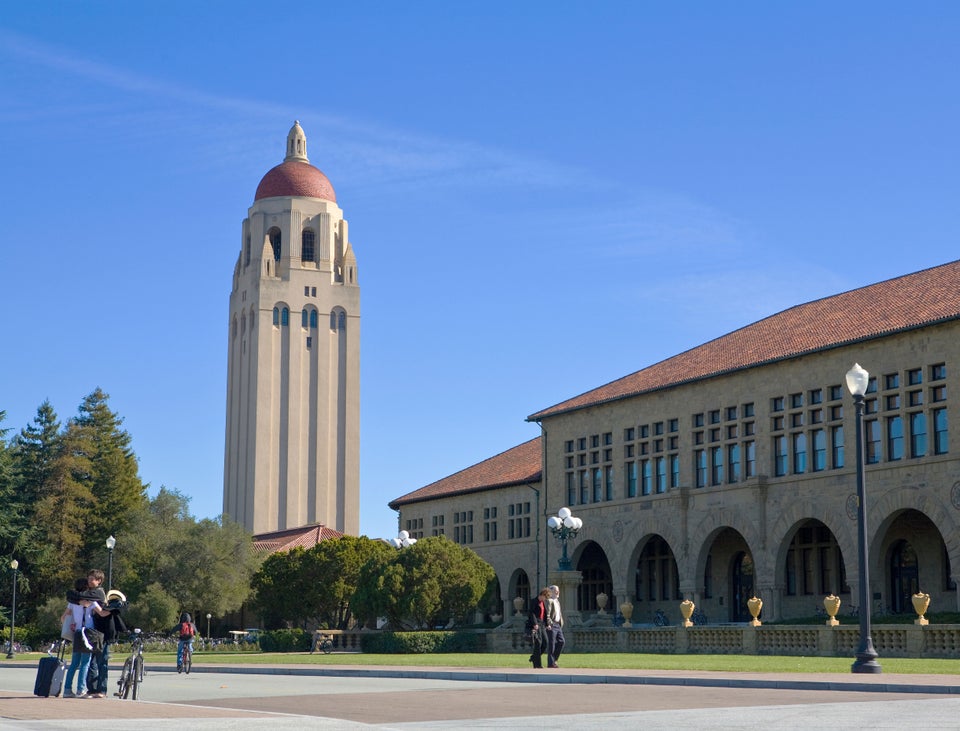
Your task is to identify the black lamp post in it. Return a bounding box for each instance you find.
[105,535,116,590]
[547,507,582,570]
[846,362,881,674]
[206,613,212,639]
[6,559,18,659]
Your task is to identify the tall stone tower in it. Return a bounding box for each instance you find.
[223,122,360,535]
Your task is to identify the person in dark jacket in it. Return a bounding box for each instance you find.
[174,612,198,671]
[527,588,551,668]
[86,588,127,697]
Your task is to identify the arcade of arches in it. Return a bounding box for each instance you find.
[500,509,953,624]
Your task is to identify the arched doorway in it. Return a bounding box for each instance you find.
[576,541,613,611]
[731,551,754,622]
[890,540,919,614]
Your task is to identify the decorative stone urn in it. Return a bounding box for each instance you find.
[747,596,763,626]
[679,599,695,628]
[513,596,525,616]
[620,600,634,625]
[823,594,841,626]
[912,592,931,625]
[596,592,608,615]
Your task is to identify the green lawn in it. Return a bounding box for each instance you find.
[7,649,958,674]
[114,651,960,674]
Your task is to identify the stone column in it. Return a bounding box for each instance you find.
[548,569,583,626]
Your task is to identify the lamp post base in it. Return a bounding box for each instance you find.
[852,640,882,674]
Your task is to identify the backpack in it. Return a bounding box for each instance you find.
[179,621,195,640]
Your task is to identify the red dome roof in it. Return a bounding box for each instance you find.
[254,160,337,203]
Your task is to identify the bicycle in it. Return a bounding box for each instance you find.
[312,632,333,654]
[179,640,193,674]
[115,628,145,700]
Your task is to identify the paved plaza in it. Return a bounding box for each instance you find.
[1,661,959,729]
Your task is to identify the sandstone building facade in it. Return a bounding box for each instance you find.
[224,122,360,535]
[392,261,960,623]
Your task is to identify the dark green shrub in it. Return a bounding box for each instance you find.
[360,631,484,654]
[259,628,311,652]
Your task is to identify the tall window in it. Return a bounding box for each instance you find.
[244,235,251,266]
[655,457,666,493]
[887,416,903,461]
[269,228,282,261]
[910,412,927,458]
[302,229,316,262]
[670,454,680,488]
[605,465,614,500]
[934,408,948,454]
[711,446,722,485]
[727,444,740,483]
[744,441,755,478]
[625,462,637,498]
[695,449,707,487]
[831,426,844,468]
[866,420,881,464]
[792,433,807,474]
[593,468,603,502]
[641,460,652,496]
[774,436,787,476]
[811,429,826,471]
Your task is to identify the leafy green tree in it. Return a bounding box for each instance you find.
[251,536,395,629]
[124,582,179,632]
[353,536,495,630]
[118,488,258,621]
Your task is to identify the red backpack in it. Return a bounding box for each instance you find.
[179,621,195,640]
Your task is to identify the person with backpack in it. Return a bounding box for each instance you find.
[174,612,198,672]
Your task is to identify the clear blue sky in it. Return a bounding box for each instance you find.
[3,3,959,542]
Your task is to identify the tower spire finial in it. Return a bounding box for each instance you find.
[285,120,308,163]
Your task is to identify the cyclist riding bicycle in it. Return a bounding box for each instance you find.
[174,612,198,672]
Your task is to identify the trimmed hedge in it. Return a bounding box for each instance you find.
[359,631,484,654]
[258,628,311,652]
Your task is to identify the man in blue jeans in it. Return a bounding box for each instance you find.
[88,588,127,697]
[175,612,198,671]
[546,584,565,668]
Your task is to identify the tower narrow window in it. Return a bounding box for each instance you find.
[309,310,318,329]
[244,235,251,267]
[302,309,309,328]
[269,228,282,261]
[281,307,289,326]
[302,229,316,262]
[273,307,279,327]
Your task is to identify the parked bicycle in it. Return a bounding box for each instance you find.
[691,608,708,626]
[653,609,670,626]
[116,628,145,700]
[311,633,333,654]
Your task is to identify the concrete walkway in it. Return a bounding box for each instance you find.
[1,660,958,729]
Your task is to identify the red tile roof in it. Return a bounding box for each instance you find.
[252,523,343,554]
[528,259,960,421]
[389,437,542,507]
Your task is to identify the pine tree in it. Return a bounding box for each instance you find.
[71,388,148,565]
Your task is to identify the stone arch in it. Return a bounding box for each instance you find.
[769,499,857,590]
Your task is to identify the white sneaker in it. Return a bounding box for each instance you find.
[76,691,90,699]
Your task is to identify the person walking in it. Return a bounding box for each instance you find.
[527,588,550,669]
[546,584,565,668]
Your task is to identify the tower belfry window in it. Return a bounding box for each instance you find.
[269,229,282,261]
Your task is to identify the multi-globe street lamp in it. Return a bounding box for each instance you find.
[846,362,881,674]
[6,559,18,659]
[106,535,116,589]
[390,530,417,549]
[547,507,582,570]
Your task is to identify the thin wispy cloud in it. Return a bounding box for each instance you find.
[0,28,590,192]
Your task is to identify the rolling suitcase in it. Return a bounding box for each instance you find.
[34,640,67,697]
